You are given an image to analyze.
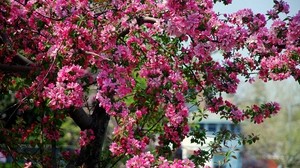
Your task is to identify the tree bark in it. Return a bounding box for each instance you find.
[69,108,93,130]
[67,105,110,168]
[0,63,34,73]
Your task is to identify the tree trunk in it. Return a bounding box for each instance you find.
[67,105,110,168]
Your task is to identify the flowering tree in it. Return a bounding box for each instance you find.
[0,0,299,167]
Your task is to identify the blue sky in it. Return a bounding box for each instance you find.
[214,0,300,16]
[212,0,300,104]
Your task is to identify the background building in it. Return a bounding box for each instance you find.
[182,112,243,168]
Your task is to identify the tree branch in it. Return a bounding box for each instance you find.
[136,16,157,26]
[0,63,34,73]
[67,104,110,168]
[69,108,93,130]
[118,16,158,38]
[16,53,35,65]
[84,104,110,168]
[84,50,111,61]
[1,32,35,66]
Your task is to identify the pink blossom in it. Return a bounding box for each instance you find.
[79,129,95,147]
[44,82,84,109]
[287,11,300,43]
[126,152,155,168]
[57,65,86,83]
[24,161,32,168]
[260,55,290,81]
[126,153,195,168]
[136,110,143,119]
[274,0,289,14]
[253,114,264,124]
[43,128,60,141]
[109,142,125,156]
[231,109,244,121]
[1,0,298,166]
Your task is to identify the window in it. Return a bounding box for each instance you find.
[200,123,205,129]
[220,124,227,131]
[207,124,216,132]
[230,124,241,134]
[230,124,235,132]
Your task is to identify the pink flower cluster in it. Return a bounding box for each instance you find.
[126,152,195,168]
[79,129,95,147]
[260,55,291,81]
[251,102,280,124]
[165,103,188,128]
[109,136,149,156]
[44,65,85,109]
[109,115,149,156]
[2,0,300,166]
[207,97,280,123]
[96,65,135,115]
[287,11,300,43]
[125,152,154,168]
[267,0,290,20]
[43,128,60,141]
[57,65,86,83]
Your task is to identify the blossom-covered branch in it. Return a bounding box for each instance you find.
[0,0,299,167]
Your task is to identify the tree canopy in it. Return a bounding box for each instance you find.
[0,0,299,167]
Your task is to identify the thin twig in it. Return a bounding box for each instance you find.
[84,50,111,61]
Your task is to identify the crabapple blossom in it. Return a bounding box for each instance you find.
[0,0,299,167]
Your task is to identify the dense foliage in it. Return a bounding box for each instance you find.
[0,0,299,167]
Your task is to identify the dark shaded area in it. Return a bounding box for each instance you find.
[0,103,37,129]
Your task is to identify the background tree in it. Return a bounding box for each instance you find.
[235,79,300,168]
[0,0,299,167]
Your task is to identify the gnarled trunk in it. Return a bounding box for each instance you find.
[67,105,110,168]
